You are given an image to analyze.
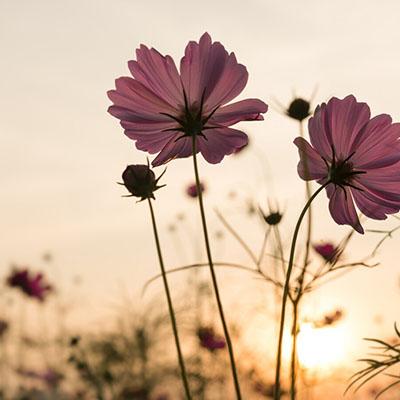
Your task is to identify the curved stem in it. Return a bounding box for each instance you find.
[191,137,242,399]
[147,199,192,399]
[273,183,328,400]
[142,261,278,294]
[290,121,313,399]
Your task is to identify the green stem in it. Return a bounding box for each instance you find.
[147,199,192,400]
[273,183,328,400]
[191,137,242,400]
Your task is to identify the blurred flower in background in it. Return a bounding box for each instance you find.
[197,327,226,352]
[7,267,53,302]
[0,319,9,339]
[186,182,205,198]
[313,242,339,263]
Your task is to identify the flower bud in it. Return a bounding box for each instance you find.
[121,164,165,200]
[264,212,283,225]
[259,206,283,226]
[286,98,310,121]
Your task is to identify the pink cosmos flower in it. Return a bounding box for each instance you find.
[313,242,338,263]
[294,95,400,234]
[186,182,205,198]
[108,33,268,166]
[7,268,53,302]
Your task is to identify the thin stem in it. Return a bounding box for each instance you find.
[215,209,258,265]
[290,121,313,400]
[290,297,301,400]
[258,226,271,267]
[274,183,328,400]
[297,120,313,291]
[147,199,192,399]
[273,225,288,280]
[191,136,242,399]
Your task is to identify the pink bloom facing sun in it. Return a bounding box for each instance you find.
[295,95,400,234]
[7,268,53,302]
[108,33,268,166]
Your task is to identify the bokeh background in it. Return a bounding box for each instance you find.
[1,0,400,398]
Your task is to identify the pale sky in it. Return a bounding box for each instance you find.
[2,1,400,394]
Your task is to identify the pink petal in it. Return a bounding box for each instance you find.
[358,165,400,202]
[180,33,248,111]
[198,127,248,163]
[324,95,371,159]
[352,186,399,220]
[352,117,400,167]
[120,119,176,133]
[350,114,392,157]
[211,99,268,126]
[128,130,181,154]
[293,137,328,180]
[308,103,333,160]
[151,136,193,166]
[357,141,400,169]
[204,52,248,110]
[128,45,183,107]
[328,186,364,233]
[308,96,370,161]
[354,175,400,204]
[108,77,176,117]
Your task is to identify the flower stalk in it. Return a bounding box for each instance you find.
[191,135,242,399]
[147,198,192,399]
[274,182,329,400]
[290,120,313,400]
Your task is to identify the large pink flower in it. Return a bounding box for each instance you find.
[107,33,268,166]
[294,95,400,234]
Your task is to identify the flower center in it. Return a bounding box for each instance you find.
[180,106,204,137]
[323,147,366,190]
[329,160,356,185]
[160,88,220,140]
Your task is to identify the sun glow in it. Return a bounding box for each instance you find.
[297,323,347,371]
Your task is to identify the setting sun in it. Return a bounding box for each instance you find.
[297,323,347,371]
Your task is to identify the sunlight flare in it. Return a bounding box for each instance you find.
[297,323,347,371]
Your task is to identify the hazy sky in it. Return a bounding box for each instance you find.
[2,1,400,391]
